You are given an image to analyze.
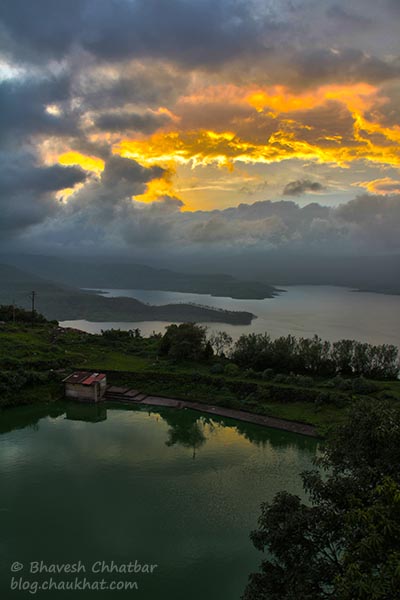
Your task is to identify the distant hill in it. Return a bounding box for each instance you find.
[0,264,254,325]
[188,251,400,296]
[1,254,279,299]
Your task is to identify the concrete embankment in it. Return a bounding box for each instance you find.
[105,386,318,437]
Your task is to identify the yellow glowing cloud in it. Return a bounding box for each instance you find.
[58,151,105,174]
[112,80,400,177]
[134,175,177,204]
[115,116,400,171]
[48,81,400,210]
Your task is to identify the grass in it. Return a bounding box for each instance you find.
[0,322,399,436]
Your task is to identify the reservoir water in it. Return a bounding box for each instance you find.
[60,285,400,347]
[0,404,317,599]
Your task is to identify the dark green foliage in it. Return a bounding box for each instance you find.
[159,323,211,361]
[0,305,47,323]
[0,369,51,406]
[208,331,233,356]
[244,368,256,378]
[232,333,399,380]
[210,363,224,375]
[351,376,379,394]
[243,401,400,600]
[101,328,142,340]
[261,368,275,380]
[224,363,240,377]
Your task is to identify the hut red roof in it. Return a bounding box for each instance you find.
[63,371,106,386]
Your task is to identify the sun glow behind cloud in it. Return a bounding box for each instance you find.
[58,151,105,175]
[112,82,400,186]
[47,79,400,209]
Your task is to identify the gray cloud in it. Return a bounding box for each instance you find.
[1,0,398,93]
[0,151,87,235]
[0,0,269,67]
[100,155,164,188]
[326,5,374,30]
[0,75,76,146]
[9,186,400,257]
[94,110,172,134]
[292,48,400,87]
[282,179,327,196]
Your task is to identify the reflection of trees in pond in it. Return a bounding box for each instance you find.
[146,406,318,456]
[158,409,208,459]
[0,404,65,435]
[230,420,318,453]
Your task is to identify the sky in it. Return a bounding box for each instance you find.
[0,0,400,260]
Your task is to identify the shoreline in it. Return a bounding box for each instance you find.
[105,388,318,437]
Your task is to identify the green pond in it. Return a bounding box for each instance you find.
[0,403,318,599]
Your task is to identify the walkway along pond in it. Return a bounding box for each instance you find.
[104,385,318,437]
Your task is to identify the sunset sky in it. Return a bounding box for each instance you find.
[1,0,399,257]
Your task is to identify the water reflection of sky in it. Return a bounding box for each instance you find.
[0,405,318,599]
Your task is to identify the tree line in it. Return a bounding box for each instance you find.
[231,333,399,380]
[157,324,399,380]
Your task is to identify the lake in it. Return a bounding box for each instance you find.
[60,285,400,347]
[0,404,317,599]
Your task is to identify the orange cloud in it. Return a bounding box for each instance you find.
[134,174,178,204]
[246,83,380,114]
[355,177,400,195]
[113,82,400,178]
[115,117,400,171]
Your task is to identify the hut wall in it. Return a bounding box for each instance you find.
[65,383,97,402]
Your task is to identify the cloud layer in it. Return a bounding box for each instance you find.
[0,0,399,258]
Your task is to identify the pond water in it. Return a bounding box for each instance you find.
[0,403,317,599]
[60,285,400,346]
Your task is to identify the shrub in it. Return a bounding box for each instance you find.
[210,363,224,375]
[273,373,291,384]
[244,368,256,378]
[224,363,240,377]
[351,377,379,395]
[261,368,274,380]
[295,375,315,387]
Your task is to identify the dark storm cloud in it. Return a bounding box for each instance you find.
[94,110,172,134]
[282,180,327,196]
[1,0,398,103]
[0,162,87,195]
[0,0,84,62]
[0,0,268,67]
[289,48,400,88]
[101,156,164,187]
[0,149,166,239]
[0,151,87,235]
[0,75,77,146]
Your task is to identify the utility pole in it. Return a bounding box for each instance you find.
[12,299,15,323]
[31,291,36,321]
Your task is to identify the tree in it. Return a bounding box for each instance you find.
[209,330,233,357]
[243,401,400,600]
[159,323,209,361]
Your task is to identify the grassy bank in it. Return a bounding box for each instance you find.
[1,322,399,435]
